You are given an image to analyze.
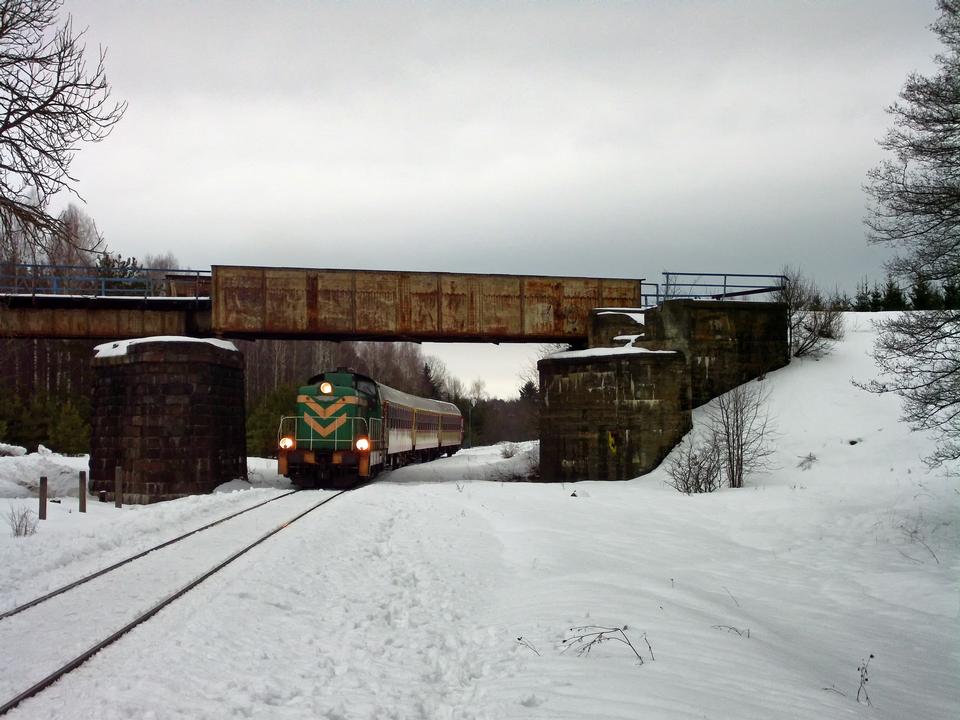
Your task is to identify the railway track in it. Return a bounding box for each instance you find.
[0,488,350,716]
[0,488,301,622]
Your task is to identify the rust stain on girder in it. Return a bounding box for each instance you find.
[0,305,196,339]
[211,266,642,342]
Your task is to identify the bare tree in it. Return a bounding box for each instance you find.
[666,435,722,494]
[468,378,487,404]
[708,381,775,488]
[864,314,960,466]
[0,0,126,251]
[520,342,570,391]
[138,250,182,295]
[863,2,960,467]
[46,203,98,264]
[776,266,844,358]
[142,251,180,270]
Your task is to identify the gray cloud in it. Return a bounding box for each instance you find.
[57,0,943,395]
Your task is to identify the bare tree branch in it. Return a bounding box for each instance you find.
[863,1,960,467]
[0,0,125,252]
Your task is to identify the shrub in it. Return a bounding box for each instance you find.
[6,504,38,537]
[666,436,722,494]
[777,266,845,358]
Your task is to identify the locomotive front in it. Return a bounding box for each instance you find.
[277,369,383,487]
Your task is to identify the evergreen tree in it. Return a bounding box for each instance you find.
[518,380,539,439]
[942,278,960,309]
[422,362,441,399]
[853,278,872,311]
[829,291,853,311]
[49,400,90,454]
[868,283,885,312]
[96,252,144,294]
[908,275,943,310]
[880,277,908,310]
[246,383,299,457]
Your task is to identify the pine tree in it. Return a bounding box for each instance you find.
[880,277,908,311]
[246,383,299,457]
[49,400,90,454]
[908,275,943,310]
[853,278,873,311]
[96,252,144,294]
[942,278,960,309]
[422,362,441,399]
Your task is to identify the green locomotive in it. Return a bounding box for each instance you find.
[277,368,463,488]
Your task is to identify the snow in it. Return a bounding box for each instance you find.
[0,313,957,719]
[550,345,677,359]
[93,336,237,358]
[0,444,26,458]
[595,307,646,324]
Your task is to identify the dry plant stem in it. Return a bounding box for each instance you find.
[712,625,750,638]
[515,636,541,656]
[562,625,648,665]
[722,585,740,607]
[642,633,654,660]
[900,524,940,564]
[857,654,874,706]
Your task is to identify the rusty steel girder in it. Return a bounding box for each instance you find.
[0,296,210,339]
[211,266,642,342]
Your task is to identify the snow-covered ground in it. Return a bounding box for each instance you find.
[0,314,957,719]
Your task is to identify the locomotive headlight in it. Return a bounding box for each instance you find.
[355,437,370,452]
[279,436,295,450]
[319,381,333,395]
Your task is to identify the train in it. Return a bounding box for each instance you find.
[276,368,463,488]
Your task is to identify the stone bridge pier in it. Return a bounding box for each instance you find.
[538,300,789,482]
[89,338,247,504]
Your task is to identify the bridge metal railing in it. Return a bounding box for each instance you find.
[0,263,211,299]
[639,272,786,306]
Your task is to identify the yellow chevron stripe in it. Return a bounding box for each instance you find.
[303,413,348,438]
[297,395,358,419]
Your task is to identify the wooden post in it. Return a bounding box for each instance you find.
[39,476,47,520]
[114,466,122,508]
[79,471,87,513]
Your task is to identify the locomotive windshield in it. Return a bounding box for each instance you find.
[355,378,377,397]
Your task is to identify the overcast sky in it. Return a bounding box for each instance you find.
[60,0,942,398]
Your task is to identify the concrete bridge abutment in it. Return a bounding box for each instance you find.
[538,299,789,482]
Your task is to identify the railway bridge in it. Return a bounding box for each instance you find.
[1,264,788,499]
[0,265,652,345]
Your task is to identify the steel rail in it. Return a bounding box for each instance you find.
[0,489,301,622]
[0,489,348,717]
